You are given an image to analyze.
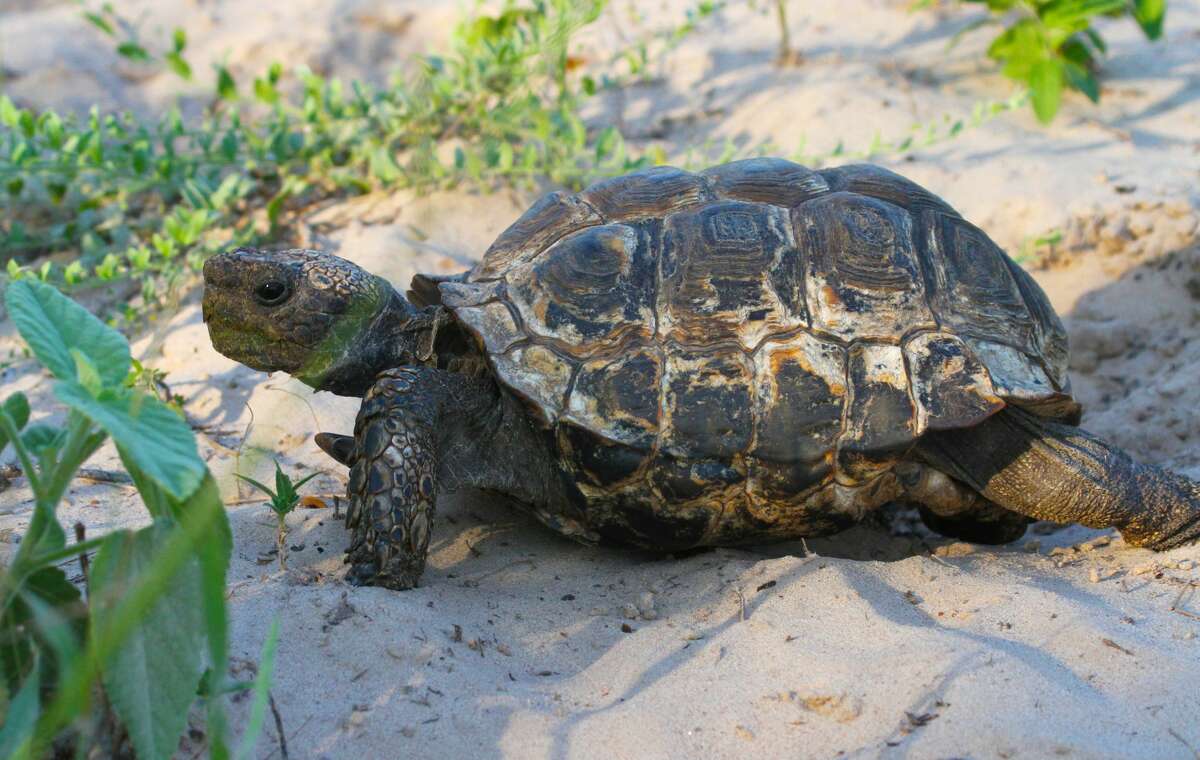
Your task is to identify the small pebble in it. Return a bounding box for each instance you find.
[1177,559,1195,571]
[1081,536,1111,552]
[621,603,639,619]
[635,591,657,620]
[934,542,976,558]
[1088,567,1102,583]
[1024,540,1042,554]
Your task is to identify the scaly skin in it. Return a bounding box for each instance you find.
[344,368,439,588]
[341,367,576,589]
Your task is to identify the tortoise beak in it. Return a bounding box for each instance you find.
[201,253,240,325]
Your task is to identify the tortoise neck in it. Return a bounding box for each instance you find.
[315,288,428,396]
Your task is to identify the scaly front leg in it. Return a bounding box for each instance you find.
[318,365,584,589]
[343,368,443,589]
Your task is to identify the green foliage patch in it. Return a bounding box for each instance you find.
[937,0,1167,122]
[0,280,239,759]
[1,0,654,309]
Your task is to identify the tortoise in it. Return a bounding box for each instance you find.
[202,159,1200,589]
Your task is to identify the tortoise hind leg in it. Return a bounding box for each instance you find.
[915,406,1200,550]
[895,462,1030,544]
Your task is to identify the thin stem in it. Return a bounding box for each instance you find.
[276,514,287,571]
[41,412,105,510]
[31,535,109,568]
[74,523,91,597]
[0,413,104,613]
[0,408,41,495]
[776,0,791,61]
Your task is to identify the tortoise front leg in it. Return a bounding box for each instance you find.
[343,367,455,589]
[916,406,1200,550]
[328,366,582,589]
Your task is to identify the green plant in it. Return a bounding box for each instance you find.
[0,279,234,758]
[1,0,666,309]
[747,0,802,65]
[1015,226,1065,263]
[236,463,319,571]
[939,0,1166,122]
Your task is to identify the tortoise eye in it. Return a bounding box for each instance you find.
[254,280,289,306]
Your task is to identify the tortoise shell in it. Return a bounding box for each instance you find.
[430,159,1077,546]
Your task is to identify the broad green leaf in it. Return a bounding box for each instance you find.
[595,126,620,161]
[368,145,402,184]
[71,349,103,396]
[1132,0,1165,39]
[216,66,238,101]
[90,522,206,760]
[55,382,203,501]
[1064,61,1100,102]
[5,280,131,388]
[0,659,39,759]
[83,11,114,36]
[116,42,151,62]
[26,471,226,758]
[1030,58,1065,123]
[991,19,1046,79]
[0,566,83,695]
[497,140,514,171]
[117,469,233,758]
[166,52,192,80]
[235,619,280,760]
[1041,0,1124,30]
[253,77,279,104]
[19,424,62,457]
[1060,35,1096,65]
[0,96,19,127]
[0,393,30,452]
[20,588,85,692]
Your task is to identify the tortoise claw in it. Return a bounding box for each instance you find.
[315,432,356,467]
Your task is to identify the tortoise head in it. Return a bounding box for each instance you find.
[203,248,420,395]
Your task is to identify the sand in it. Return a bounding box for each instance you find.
[2,0,1200,758]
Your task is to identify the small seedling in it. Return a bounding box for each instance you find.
[773,0,802,66]
[237,463,320,570]
[926,0,1168,123]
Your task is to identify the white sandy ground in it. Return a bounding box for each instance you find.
[3,0,1200,757]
